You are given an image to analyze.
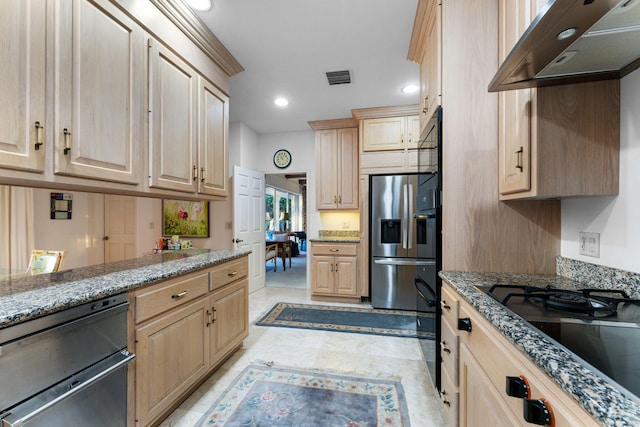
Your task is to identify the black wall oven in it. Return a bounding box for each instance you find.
[416,106,442,391]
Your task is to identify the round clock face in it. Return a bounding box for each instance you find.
[273,149,292,169]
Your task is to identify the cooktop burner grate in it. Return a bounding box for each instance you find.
[485,284,634,317]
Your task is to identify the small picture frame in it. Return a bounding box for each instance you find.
[162,200,209,237]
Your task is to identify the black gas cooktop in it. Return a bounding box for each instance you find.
[477,284,640,402]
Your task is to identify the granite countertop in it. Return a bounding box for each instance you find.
[0,248,251,329]
[440,271,640,427]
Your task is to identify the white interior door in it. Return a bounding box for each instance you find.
[233,166,265,293]
[104,195,137,263]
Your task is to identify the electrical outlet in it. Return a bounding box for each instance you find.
[579,232,600,258]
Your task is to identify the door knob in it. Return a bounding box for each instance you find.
[233,238,244,244]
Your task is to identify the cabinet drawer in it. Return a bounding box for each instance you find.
[440,366,459,427]
[441,284,459,328]
[135,271,209,323]
[459,302,600,427]
[440,317,459,386]
[210,257,248,291]
[312,243,358,256]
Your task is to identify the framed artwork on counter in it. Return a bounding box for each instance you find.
[162,200,209,237]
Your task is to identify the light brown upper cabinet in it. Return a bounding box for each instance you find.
[498,0,619,200]
[0,0,46,174]
[148,39,229,197]
[54,0,144,185]
[409,0,442,137]
[361,115,420,152]
[315,128,359,210]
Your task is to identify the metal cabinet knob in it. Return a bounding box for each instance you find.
[457,317,472,332]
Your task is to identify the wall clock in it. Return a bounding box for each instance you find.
[273,149,292,169]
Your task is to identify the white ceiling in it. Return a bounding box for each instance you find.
[194,0,420,135]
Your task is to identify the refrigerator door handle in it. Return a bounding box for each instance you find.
[414,276,437,307]
[402,184,408,249]
[373,258,436,266]
[407,183,413,249]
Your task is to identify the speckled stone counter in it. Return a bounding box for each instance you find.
[439,270,640,427]
[0,248,251,329]
[309,229,360,243]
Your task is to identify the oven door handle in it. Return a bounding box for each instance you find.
[414,276,437,307]
[1,350,135,427]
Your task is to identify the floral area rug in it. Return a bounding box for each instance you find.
[194,365,411,426]
[255,302,435,339]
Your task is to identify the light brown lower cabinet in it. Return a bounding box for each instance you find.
[130,257,248,426]
[442,282,600,427]
[310,242,359,303]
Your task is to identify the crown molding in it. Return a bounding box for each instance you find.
[307,118,358,131]
[351,105,420,120]
[149,0,244,76]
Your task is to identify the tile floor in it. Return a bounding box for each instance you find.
[159,254,447,426]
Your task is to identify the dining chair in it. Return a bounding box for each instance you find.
[25,250,65,275]
[272,232,292,270]
[265,242,278,271]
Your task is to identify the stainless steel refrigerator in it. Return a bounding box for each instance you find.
[370,173,438,312]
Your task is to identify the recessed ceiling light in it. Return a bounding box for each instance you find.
[274,98,289,107]
[186,0,212,12]
[556,27,577,41]
[401,84,419,94]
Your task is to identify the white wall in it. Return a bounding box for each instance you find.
[561,68,640,273]
[33,189,104,269]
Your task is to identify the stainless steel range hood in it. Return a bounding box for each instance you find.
[489,0,640,92]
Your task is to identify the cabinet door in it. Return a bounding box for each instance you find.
[148,38,198,193]
[425,1,442,119]
[337,128,359,209]
[198,77,229,197]
[209,279,249,367]
[498,0,532,194]
[459,343,522,427]
[311,255,335,294]
[406,115,421,149]
[315,130,339,209]
[54,0,143,184]
[335,256,358,296]
[135,297,209,427]
[0,0,46,173]
[362,117,405,151]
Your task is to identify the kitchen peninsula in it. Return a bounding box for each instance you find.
[0,249,250,427]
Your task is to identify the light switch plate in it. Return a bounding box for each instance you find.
[579,232,600,258]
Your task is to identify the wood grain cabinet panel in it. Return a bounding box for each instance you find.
[444,282,600,427]
[310,242,359,300]
[315,128,359,210]
[198,77,229,197]
[0,0,46,173]
[498,0,619,200]
[54,0,144,184]
[131,257,249,426]
[134,297,209,427]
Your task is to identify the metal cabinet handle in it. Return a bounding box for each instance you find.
[457,317,472,332]
[193,165,198,181]
[34,121,44,150]
[441,341,451,354]
[335,262,338,272]
[441,300,451,311]
[523,398,553,425]
[171,290,188,299]
[227,270,238,277]
[206,309,212,326]
[334,195,338,204]
[506,376,530,399]
[330,248,339,252]
[338,195,342,204]
[515,146,524,171]
[441,389,451,407]
[201,167,205,182]
[63,128,71,155]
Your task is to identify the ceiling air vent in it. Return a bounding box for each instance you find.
[326,70,351,85]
